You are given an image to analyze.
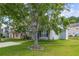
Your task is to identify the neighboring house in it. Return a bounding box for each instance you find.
[9,31,22,39]
[68,23,79,37]
[2,27,9,37]
[1,25,23,39]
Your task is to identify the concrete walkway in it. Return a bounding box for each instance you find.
[0,42,23,48]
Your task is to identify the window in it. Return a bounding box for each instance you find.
[41,31,48,37]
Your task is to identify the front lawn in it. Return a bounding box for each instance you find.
[0,39,79,56]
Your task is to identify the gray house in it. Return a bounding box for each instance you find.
[68,23,79,37]
[1,24,68,40]
[1,23,79,40]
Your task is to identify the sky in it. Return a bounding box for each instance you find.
[61,3,79,18]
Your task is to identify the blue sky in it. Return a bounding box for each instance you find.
[61,3,79,18]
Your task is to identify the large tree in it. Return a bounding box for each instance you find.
[0,3,69,50]
[25,3,69,49]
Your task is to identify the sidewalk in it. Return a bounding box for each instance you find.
[0,42,22,48]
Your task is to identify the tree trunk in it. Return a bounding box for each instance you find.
[0,26,1,41]
[48,30,50,40]
[34,32,38,46]
[29,6,42,50]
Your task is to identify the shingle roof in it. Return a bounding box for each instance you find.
[69,23,79,27]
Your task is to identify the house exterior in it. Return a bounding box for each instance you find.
[68,23,79,37]
[1,24,68,40]
[38,29,68,40]
[39,23,79,40]
[1,23,79,40]
[1,25,23,39]
[9,31,23,39]
[1,25,9,38]
[48,23,79,40]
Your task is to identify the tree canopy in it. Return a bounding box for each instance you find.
[0,3,70,37]
[0,3,70,49]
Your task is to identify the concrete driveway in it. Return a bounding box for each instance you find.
[0,42,23,48]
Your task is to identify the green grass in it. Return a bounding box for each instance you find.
[1,39,79,56]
